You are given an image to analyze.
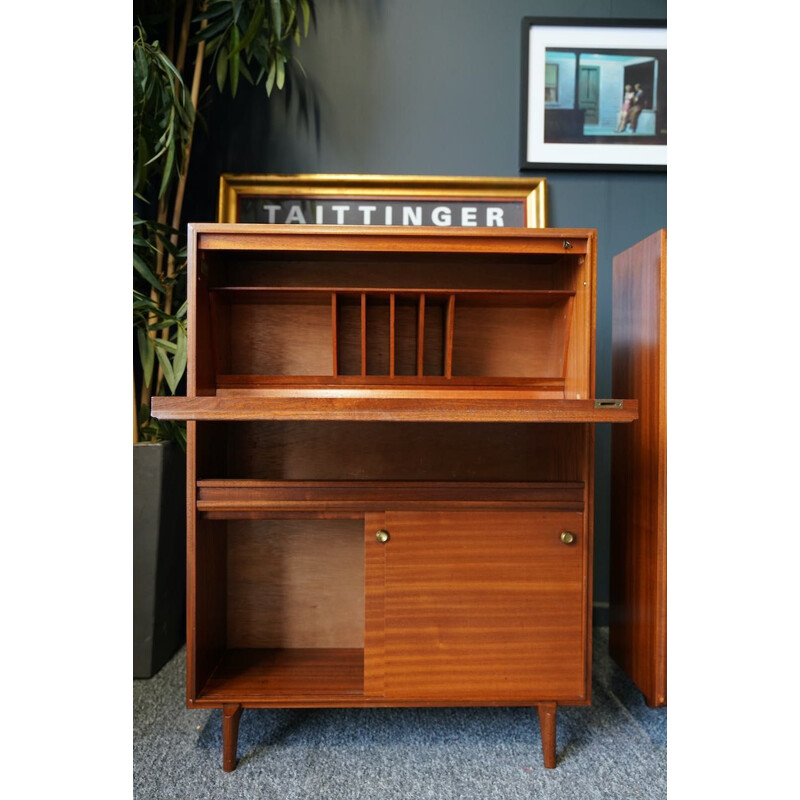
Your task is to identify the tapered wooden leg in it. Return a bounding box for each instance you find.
[537,702,557,769]
[222,704,244,772]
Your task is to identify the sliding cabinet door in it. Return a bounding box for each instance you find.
[365,510,588,702]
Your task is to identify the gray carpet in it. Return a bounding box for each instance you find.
[133,628,666,799]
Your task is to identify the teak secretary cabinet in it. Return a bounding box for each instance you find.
[151,224,637,771]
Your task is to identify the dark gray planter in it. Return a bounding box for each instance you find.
[133,441,186,678]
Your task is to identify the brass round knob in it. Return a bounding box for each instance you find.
[560,531,575,545]
[375,529,390,544]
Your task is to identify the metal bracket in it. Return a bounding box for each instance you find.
[594,399,623,409]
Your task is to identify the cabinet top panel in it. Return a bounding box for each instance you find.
[190,224,595,256]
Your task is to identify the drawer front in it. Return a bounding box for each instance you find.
[366,510,587,702]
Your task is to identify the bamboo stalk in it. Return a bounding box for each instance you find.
[138,2,184,434]
[174,0,193,74]
[154,2,208,397]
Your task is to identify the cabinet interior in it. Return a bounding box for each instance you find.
[197,251,588,396]
[190,420,588,702]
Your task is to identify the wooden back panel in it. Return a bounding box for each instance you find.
[226,519,364,649]
[205,254,574,291]
[214,421,587,483]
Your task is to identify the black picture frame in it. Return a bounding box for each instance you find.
[520,17,667,172]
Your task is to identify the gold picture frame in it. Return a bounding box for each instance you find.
[217,174,548,228]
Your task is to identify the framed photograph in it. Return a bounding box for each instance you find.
[520,17,667,171]
[217,174,548,227]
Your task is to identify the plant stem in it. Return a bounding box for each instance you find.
[138,2,184,435]
[157,2,208,384]
[175,0,193,74]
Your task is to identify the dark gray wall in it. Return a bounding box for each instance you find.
[185,0,668,616]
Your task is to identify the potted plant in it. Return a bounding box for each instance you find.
[133,0,315,677]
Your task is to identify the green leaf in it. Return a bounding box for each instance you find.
[230,28,240,95]
[133,251,163,293]
[301,0,310,36]
[238,58,255,84]
[216,44,229,92]
[233,1,265,55]
[204,36,223,57]
[134,45,149,92]
[266,59,276,96]
[155,347,178,394]
[231,54,240,95]
[270,0,282,38]
[174,424,187,451]
[137,328,155,388]
[276,57,285,91]
[173,327,188,387]
[148,320,181,332]
[154,338,178,354]
[285,4,297,31]
[193,14,232,44]
[293,54,307,79]
[232,0,243,24]
[158,139,175,198]
[155,48,186,87]
[193,4,230,22]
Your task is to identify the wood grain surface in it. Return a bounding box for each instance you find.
[172,226,619,771]
[610,229,667,707]
[371,510,587,702]
[226,519,364,649]
[153,395,637,423]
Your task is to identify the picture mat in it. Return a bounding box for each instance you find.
[526,25,667,166]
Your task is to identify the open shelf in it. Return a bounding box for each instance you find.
[209,287,576,383]
[198,648,364,703]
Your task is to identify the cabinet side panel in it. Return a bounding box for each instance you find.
[193,518,227,698]
[194,247,217,397]
[189,422,228,700]
[610,229,667,707]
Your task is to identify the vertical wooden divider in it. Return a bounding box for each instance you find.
[417,294,426,377]
[331,293,339,377]
[389,293,396,377]
[444,294,456,378]
[207,291,221,390]
[560,295,575,381]
[360,293,367,377]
